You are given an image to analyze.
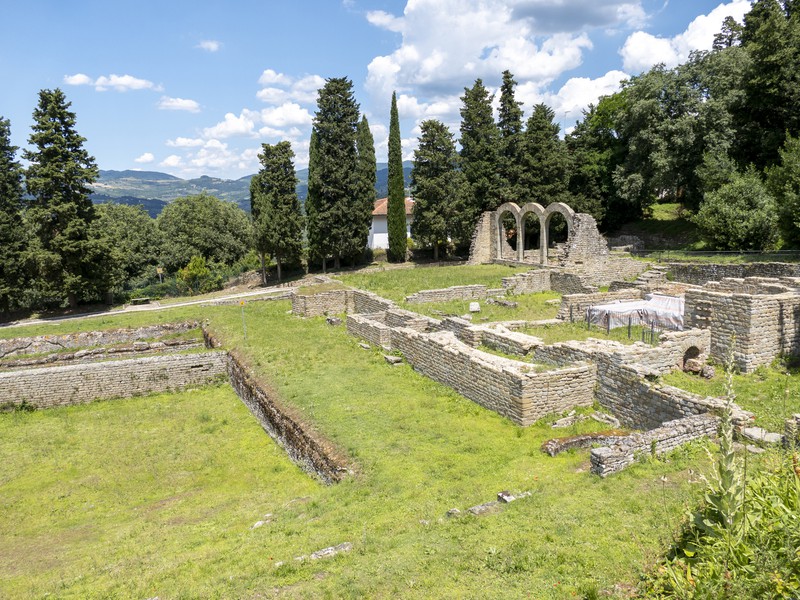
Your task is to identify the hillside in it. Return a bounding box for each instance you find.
[91,162,414,215]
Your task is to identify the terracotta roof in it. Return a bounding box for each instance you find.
[372,197,414,216]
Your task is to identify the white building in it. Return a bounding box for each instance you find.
[368,197,414,249]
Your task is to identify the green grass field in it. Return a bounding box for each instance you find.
[1,300,711,599]
[2,264,797,598]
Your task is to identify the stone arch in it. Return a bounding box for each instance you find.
[681,346,702,371]
[542,202,575,265]
[495,202,522,261]
[519,203,546,264]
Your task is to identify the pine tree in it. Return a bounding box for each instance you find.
[251,141,305,282]
[307,77,364,269]
[411,119,469,261]
[356,115,377,257]
[459,79,500,216]
[520,103,570,205]
[387,91,407,262]
[0,117,28,312]
[497,70,526,205]
[305,129,327,270]
[23,89,111,308]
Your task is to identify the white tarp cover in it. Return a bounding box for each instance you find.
[586,293,684,330]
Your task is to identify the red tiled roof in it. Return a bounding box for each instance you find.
[372,197,414,216]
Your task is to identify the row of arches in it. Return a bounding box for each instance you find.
[495,202,575,265]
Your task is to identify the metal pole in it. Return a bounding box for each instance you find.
[240,300,247,342]
[628,315,632,339]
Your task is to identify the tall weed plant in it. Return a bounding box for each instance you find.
[643,349,800,598]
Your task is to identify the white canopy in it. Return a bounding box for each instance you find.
[587,293,684,330]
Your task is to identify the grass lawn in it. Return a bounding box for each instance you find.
[1,300,710,598]
[407,291,561,323]
[336,263,532,302]
[662,363,800,433]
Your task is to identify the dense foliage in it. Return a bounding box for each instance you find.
[387,91,407,262]
[250,141,304,282]
[0,117,27,312]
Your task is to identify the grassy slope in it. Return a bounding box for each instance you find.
[1,300,707,598]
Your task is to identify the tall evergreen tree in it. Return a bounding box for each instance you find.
[305,129,327,269]
[411,119,470,261]
[459,79,500,216]
[355,115,377,258]
[23,89,111,308]
[387,91,407,262]
[0,117,28,312]
[250,141,304,283]
[519,103,569,206]
[497,70,526,205]
[307,77,364,269]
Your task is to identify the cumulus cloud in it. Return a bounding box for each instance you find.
[511,0,647,32]
[158,96,201,112]
[197,40,222,52]
[202,110,258,139]
[166,137,205,148]
[364,0,599,100]
[65,73,161,92]
[620,0,751,72]
[63,73,93,86]
[256,72,326,104]
[134,152,155,164]
[260,103,313,128]
[160,154,182,168]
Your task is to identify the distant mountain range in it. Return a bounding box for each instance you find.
[91,163,413,217]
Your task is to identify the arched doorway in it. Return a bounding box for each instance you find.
[495,203,521,261]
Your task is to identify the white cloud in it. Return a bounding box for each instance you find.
[256,73,325,104]
[197,40,222,52]
[202,110,258,139]
[510,0,647,32]
[160,154,182,168]
[166,137,205,148]
[63,73,93,86]
[64,73,161,92]
[365,0,596,100]
[258,69,291,86]
[620,0,751,72]
[158,96,201,112]
[95,74,161,92]
[134,152,155,164]
[261,103,313,128]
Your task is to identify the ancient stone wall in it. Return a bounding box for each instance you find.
[0,352,228,409]
[389,327,596,426]
[405,285,489,303]
[590,414,719,476]
[291,290,353,317]
[550,272,597,295]
[581,257,650,287]
[467,211,495,265]
[556,290,645,321]
[684,279,800,371]
[480,326,540,357]
[346,313,393,349]
[226,350,351,484]
[501,270,551,295]
[0,322,199,359]
[559,213,609,266]
[352,290,397,314]
[667,262,800,285]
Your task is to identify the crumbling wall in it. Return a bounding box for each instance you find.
[0,352,228,409]
[556,290,645,321]
[667,262,800,285]
[0,322,199,359]
[467,211,495,265]
[405,285,489,303]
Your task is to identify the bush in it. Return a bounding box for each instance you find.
[177,256,223,295]
[693,169,779,251]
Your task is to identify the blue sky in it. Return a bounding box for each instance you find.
[1,0,752,180]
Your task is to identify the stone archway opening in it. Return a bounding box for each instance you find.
[496,208,519,261]
[522,212,541,262]
[546,211,569,263]
[682,346,702,371]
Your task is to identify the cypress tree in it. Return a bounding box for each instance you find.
[356,115,377,255]
[0,117,28,312]
[307,77,363,269]
[251,141,305,282]
[459,79,500,216]
[305,129,327,270]
[411,119,469,261]
[23,89,111,308]
[519,103,570,205]
[387,91,407,262]
[497,70,526,205]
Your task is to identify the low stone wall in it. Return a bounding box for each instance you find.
[590,414,719,476]
[550,272,597,294]
[685,279,800,372]
[501,270,551,295]
[226,351,351,484]
[292,289,396,317]
[584,257,650,287]
[347,313,393,349]
[556,290,645,321]
[0,352,228,409]
[439,317,483,347]
[0,322,199,359]
[405,284,488,304]
[667,262,800,286]
[384,308,439,332]
[0,339,202,370]
[480,326,541,357]
[390,327,596,426]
